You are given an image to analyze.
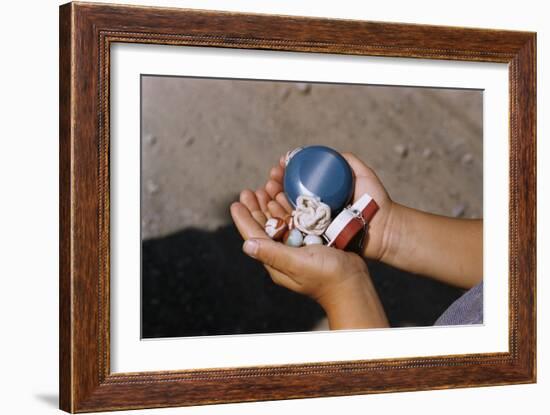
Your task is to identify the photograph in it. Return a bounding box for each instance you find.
[55,2,537,411]
[140,76,484,339]
[1,0,544,412]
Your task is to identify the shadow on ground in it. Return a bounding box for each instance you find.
[142,225,463,338]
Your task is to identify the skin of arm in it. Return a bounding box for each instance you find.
[265,152,483,290]
[381,204,483,289]
[316,265,389,329]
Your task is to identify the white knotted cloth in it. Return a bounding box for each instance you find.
[292,195,332,236]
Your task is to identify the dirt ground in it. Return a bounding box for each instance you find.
[141,77,482,239]
[140,76,482,338]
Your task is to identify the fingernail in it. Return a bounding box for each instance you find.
[243,239,259,257]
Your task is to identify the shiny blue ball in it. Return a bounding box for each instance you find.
[283,145,354,214]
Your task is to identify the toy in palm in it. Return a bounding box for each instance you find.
[282,145,379,250]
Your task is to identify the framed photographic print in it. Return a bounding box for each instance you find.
[59,2,536,412]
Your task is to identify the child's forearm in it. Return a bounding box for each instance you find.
[319,273,389,330]
[376,203,483,289]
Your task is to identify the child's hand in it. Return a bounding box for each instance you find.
[261,152,396,262]
[261,152,482,288]
[230,191,389,329]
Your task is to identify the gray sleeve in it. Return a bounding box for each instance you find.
[434,282,483,326]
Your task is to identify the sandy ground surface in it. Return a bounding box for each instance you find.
[141,77,482,239]
[140,76,482,338]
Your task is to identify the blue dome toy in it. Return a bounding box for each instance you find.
[283,145,354,214]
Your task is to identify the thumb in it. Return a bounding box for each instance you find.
[340,152,373,176]
[243,238,301,274]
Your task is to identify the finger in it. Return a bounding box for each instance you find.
[230,203,300,288]
[341,152,375,178]
[230,202,269,240]
[239,189,267,225]
[265,179,284,199]
[239,189,260,211]
[269,165,284,183]
[255,189,272,219]
[242,238,303,278]
[279,155,286,167]
[275,192,293,213]
[267,200,289,219]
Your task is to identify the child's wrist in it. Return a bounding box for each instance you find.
[318,272,389,330]
[376,201,405,265]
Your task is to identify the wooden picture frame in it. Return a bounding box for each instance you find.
[59,2,536,412]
